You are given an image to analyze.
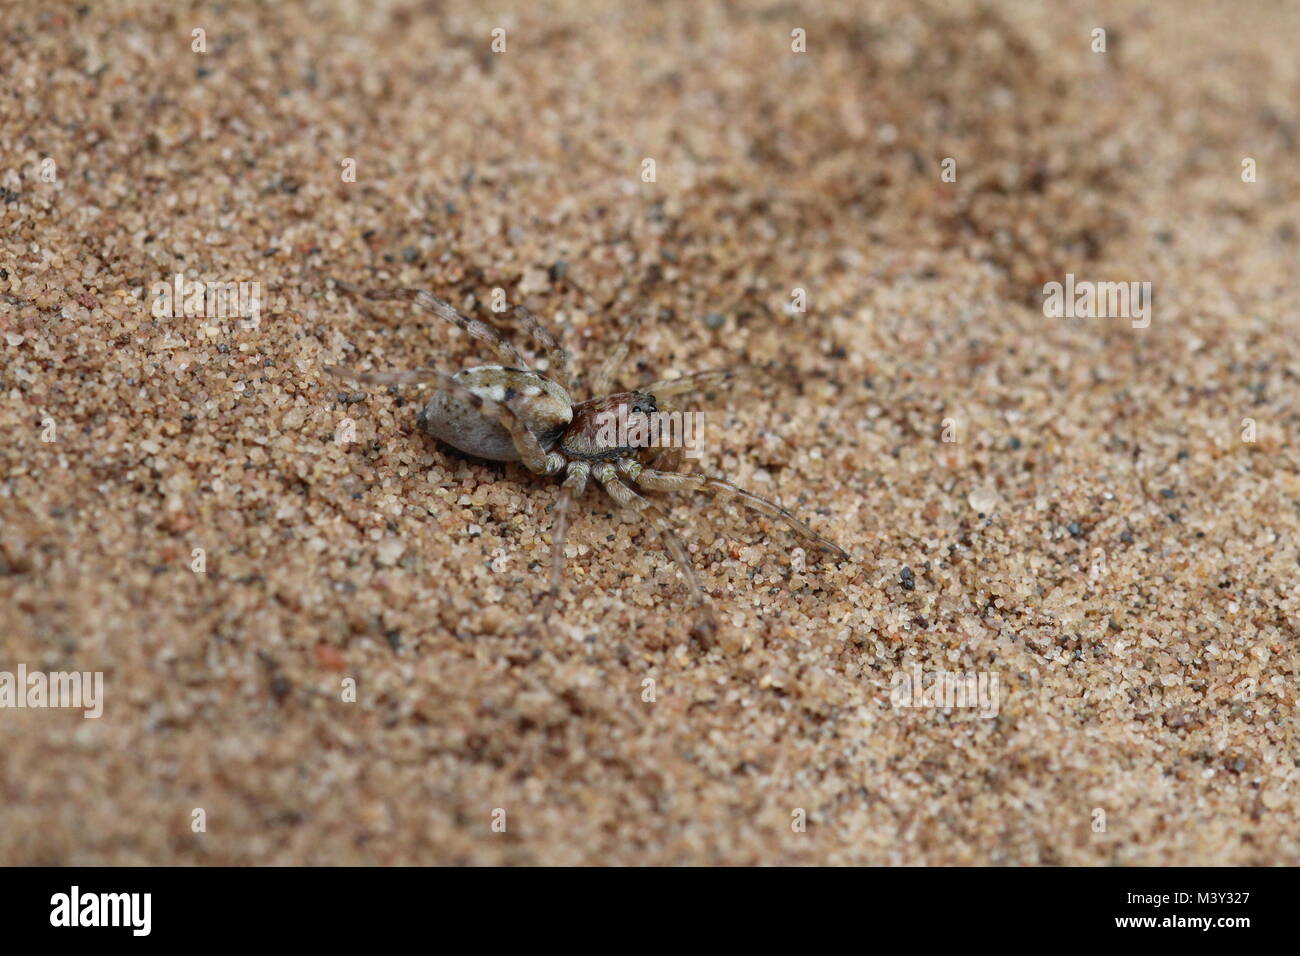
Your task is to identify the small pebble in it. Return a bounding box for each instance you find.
[968,486,1001,514]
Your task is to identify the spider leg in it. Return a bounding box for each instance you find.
[548,460,589,594]
[323,364,564,476]
[586,314,642,399]
[323,365,452,388]
[334,280,531,370]
[641,367,747,402]
[591,462,706,606]
[512,304,572,393]
[616,459,851,561]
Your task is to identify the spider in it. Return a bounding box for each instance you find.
[325,281,851,627]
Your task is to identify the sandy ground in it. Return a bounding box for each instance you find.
[1,0,1298,865]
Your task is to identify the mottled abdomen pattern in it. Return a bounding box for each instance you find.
[417,366,572,461]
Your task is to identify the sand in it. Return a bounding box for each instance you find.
[1,0,1298,865]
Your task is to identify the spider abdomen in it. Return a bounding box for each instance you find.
[417,365,572,461]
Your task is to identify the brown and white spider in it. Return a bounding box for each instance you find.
[325,281,850,623]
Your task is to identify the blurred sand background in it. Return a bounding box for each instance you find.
[1,0,1298,864]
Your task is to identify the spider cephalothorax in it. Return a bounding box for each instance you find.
[560,391,660,461]
[326,281,850,622]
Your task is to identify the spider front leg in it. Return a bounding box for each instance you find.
[586,314,641,399]
[641,367,747,402]
[590,462,706,606]
[323,364,564,476]
[549,461,589,594]
[616,459,851,561]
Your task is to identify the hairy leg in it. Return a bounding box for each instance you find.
[586,315,642,399]
[323,364,563,476]
[548,460,590,594]
[640,367,747,402]
[591,463,705,605]
[616,459,851,561]
[334,280,531,370]
[512,303,572,393]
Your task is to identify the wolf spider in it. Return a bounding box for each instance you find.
[325,281,850,625]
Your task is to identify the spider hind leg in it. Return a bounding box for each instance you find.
[513,303,572,393]
[334,280,531,370]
